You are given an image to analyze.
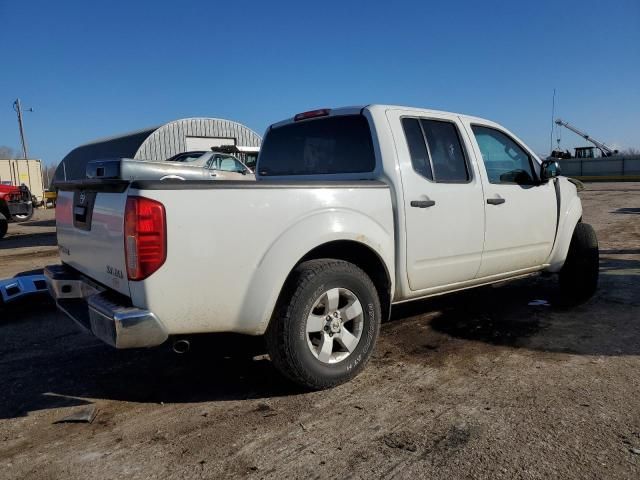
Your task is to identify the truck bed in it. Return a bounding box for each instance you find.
[53,179,394,336]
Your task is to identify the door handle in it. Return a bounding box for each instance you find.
[486,197,506,205]
[410,200,436,208]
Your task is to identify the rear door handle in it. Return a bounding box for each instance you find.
[410,200,436,208]
[487,198,506,205]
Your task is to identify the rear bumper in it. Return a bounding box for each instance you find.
[44,264,168,348]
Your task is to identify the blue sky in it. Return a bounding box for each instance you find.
[0,0,638,165]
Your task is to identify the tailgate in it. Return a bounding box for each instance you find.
[55,182,131,296]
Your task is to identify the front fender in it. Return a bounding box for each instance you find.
[546,180,583,272]
[237,208,394,335]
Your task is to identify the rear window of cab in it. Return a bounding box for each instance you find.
[258,115,375,176]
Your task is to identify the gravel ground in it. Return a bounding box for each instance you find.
[0,183,639,479]
[0,209,57,278]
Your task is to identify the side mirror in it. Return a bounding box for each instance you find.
[540,160,561,182]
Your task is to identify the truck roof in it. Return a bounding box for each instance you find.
[270,104,500,129]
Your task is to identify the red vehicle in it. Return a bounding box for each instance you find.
[0,184,34,239]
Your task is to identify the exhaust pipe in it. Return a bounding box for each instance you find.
[172,339,190,354]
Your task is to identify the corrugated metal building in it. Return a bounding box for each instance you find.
[55,117,262,181]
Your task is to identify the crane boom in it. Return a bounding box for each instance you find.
[554,118,616,156]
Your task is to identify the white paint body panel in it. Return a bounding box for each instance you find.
[546,178,582,272]
[127,185,395,335]
[54,104,583,338]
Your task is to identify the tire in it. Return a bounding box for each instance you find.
[266,259,381,390]
[559,222,599,303]
[12,202,34,222]
[0,218,7,239]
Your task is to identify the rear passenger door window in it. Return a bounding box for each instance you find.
[471,126,536,185]
[401,118,470,183]
[205,156,218,170]
[402,118,433,180]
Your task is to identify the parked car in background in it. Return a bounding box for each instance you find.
[0,184,34,239]
[46,105,598,390]
[86,152,255,182]
[167,147,260,170]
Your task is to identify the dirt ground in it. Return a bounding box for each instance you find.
[0,183,639,480]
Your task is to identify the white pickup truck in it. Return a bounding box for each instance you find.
[46,105,599,389]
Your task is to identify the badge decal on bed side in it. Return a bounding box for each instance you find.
[106,265,124,279]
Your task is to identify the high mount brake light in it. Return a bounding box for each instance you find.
[124,196,166,281]
[294,109,331,121]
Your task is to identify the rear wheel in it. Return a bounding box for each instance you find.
[266,259,381,390]
[559,222,599,303]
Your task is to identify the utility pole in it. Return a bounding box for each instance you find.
[549,89,556,154]
[13,98,33,160]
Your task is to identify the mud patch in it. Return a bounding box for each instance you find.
[381,422,475,465]
[425,423,473,456]
[431,312,544,347]
[383,431,418,452]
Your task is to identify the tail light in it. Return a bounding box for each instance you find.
[124,196,166,280]
[294,108,331,121]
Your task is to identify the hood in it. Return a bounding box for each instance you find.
[0,185,27,200]
[0,185,21,195]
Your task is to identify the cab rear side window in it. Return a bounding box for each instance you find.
[401,118,470,183]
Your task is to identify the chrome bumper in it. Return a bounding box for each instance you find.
[44,265,168,349]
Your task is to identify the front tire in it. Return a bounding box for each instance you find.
[0,217,7,239]
[12,202,34,222]
[559,222,599,303]
[266,259,381,390]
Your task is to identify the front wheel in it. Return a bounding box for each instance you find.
[12,202,34,222]
[559,222,599,303]
[0,217,7,239]
[266,259,381,390]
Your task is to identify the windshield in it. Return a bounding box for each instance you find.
[258,115,375,176]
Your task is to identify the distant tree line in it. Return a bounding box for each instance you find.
[44,164,58,188]
[0,145,20,159]
[621,148,640,156]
